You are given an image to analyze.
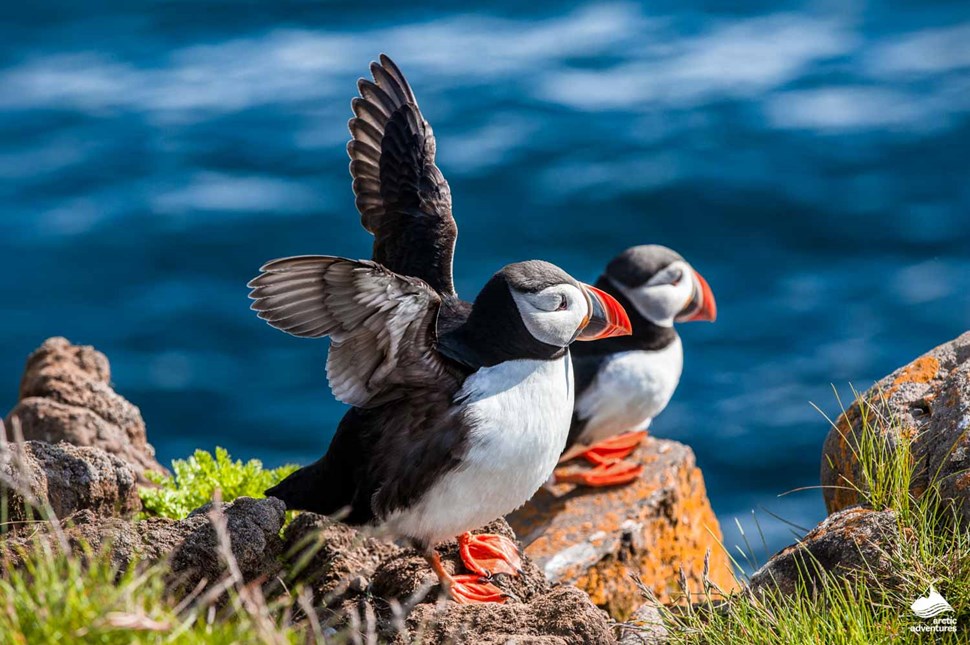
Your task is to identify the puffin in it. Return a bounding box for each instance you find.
[554,245,717,487]
[249,55,632,604]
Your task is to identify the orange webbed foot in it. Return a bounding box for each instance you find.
[427,550,507,604]
[579,430,647,465]
[554,458,644,487]
[458,532,522,578]
[446,574,508,604]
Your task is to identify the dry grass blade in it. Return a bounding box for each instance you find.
[101,611,172,632]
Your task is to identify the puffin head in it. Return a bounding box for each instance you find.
[463,260,632,363]
[603,245,716,329]
[492,260,631,348]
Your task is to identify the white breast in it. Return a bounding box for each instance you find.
[383,354,574,544]
[575,337,683,445]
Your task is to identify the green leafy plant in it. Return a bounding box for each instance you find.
[138,447,298,520]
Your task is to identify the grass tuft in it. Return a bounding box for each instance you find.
[652,388,970,644]
[818,386,917,520]
[0,523,304,644]
[0,437,370,644]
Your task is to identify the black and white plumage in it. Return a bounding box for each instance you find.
[563,245,717,466]
[250,55,631,602]
[251,256,616,533]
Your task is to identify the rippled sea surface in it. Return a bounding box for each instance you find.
[2,1,969,561]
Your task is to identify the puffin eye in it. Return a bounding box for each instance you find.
[669,270,684,286]
[556,295,568,311]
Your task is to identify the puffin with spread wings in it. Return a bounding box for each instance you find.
[249,55,631,604]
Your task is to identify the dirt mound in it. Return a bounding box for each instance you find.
[0,496,287,595]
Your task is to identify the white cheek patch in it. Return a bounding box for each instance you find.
[511,284,587,347]
[610,261,694,328]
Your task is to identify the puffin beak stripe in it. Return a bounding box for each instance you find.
[676,270,717,323]
[577,284,633,341]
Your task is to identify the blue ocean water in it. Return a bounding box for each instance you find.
[1,1,968,564]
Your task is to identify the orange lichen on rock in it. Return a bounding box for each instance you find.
[822,353,944,514]
[508,437,736,620]
[893,356,940,387]
[884,355,941,397]
[578,464,732,617]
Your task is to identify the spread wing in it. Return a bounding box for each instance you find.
[348,54,458,297]
[248,256,457,407]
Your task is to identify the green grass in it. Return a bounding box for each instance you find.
[648,389,970,644]
[828,386,917,521]
[0,532,309,645]
[138,447,298,520]
[0,446,314,644]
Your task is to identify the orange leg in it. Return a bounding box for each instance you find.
[458,532,522,577]
[578,430,647,465]
[426,550,506,604]
[554,459,644,487]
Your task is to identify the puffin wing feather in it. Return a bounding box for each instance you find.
[249,255,455,407]
[348,54,457,297]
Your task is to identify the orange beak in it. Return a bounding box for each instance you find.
[676,270,717,323]
[576,284,633,341]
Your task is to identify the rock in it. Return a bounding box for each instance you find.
[1,510,187,572]
[170,496,287,592]
[508,437,736,620]
[19,336,111,392]
[4,337,166,482]
[0,496,286,595]
[618,603,669,645]
[282,512,403,603]
[821,331,970,522]
[3,485,613,643]
[398,586,616,645]
[279,515,615,644]
[373,519,551,605]
[0,440,141,521]
[748,507,902,597]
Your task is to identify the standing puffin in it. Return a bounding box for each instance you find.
[249,55,632,604]
[554,245,717,487]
